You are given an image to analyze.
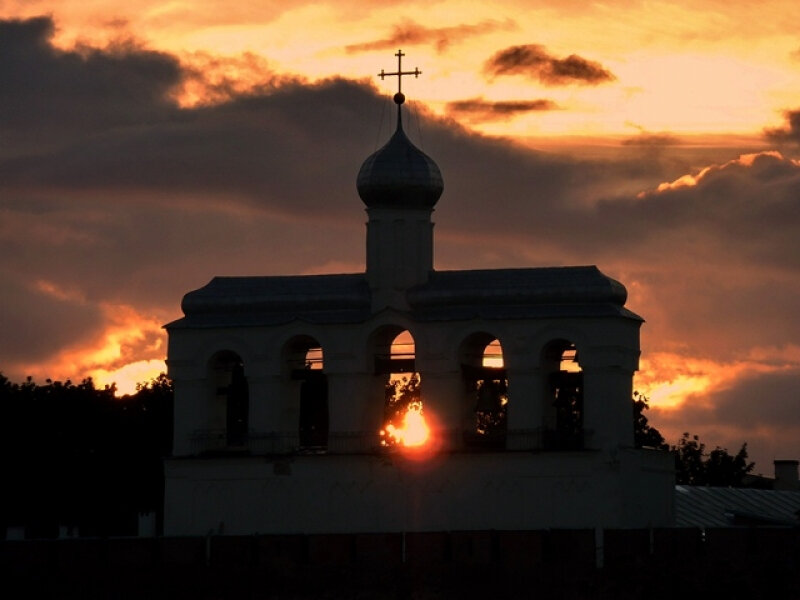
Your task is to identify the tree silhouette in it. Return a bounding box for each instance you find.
[633,394,754,486]
[633,392,667,449]
[384,374,420,424]
[1,372,173,537]
[673,432,754,487]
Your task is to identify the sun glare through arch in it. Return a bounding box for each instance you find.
[378,330,432,450]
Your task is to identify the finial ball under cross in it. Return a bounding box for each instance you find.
[378,49,421,105]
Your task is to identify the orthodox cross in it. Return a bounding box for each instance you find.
[378,49,421,105]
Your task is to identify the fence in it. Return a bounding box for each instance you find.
[3,528,799,597]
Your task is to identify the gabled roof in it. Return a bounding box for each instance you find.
[675,485,800,528]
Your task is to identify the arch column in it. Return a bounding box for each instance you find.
[243,357,272,434]
[170,377,208,456]
[168,358,212,456]
[250,373,290,451]
[326,371,382,452]
[505,367,544,450]
[581,346,638,451]
[419,370,464,450]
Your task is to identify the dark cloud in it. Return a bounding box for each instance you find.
[434,144,800,361]
[764,109,800,144]
[446,97,557,121]
[1,81,374,203]
[713,370,800,430]
[0,16,182,151]
[345,19,514,53]
[587,152,800,357]
[623,153,800,266]
[483,44,615,85]
[0,17,376,212]
[0,272,102,365]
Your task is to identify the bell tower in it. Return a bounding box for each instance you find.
[356,51,444,311]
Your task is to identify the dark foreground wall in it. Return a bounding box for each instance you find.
[3,528,799,599]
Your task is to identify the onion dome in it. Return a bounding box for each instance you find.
[357,105,444,209]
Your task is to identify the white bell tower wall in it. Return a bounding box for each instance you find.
[366,206,434,310]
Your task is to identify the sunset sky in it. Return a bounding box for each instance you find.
[2,0,799,473]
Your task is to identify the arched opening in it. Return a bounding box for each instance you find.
[541,340,583,450]
[208,351,249,448]
[374,329,428,448]
[373,327,415,375]
[459,334,508,449]
[284,336,328,452]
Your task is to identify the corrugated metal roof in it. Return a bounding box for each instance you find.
[675,485,800,527]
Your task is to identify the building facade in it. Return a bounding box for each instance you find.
[164,67,674,535]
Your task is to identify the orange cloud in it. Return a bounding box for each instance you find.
[635,350,796,411]
[15,302,166,396]
[175,51,303,107]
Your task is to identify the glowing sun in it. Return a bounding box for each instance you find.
[380,402,431,448]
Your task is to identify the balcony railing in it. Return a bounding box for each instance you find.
[188,427,592,457]
[190,429,384,456]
